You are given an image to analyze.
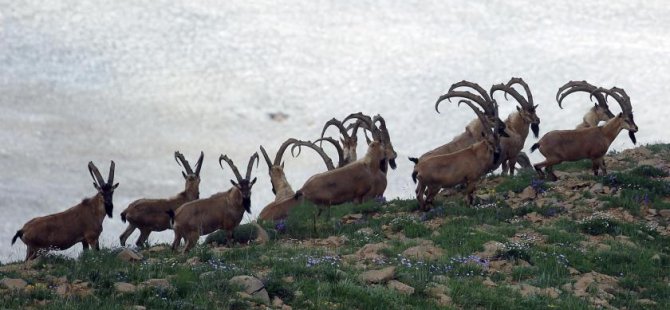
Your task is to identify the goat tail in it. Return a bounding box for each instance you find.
[294,190,303,200]
[411,170,418,184]
[120,211,127,223]
[166,210,175,229]
[11,230,23,245]
[408,157,419,165]
[530,143,540,153]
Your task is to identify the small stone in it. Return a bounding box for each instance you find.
[568,267,580,275]
[356,227,374,236]
[590,183,604,194]
[659,209,670,219]
[282,276,295,284]
[519,186,536,201]
[637,299,657,306]
[358,266,395,284]
[479,241,505,258]
[132,306,147,310]
[114,282,137,294]
[272,296,284,307]
[55,283,69,296]
[402,245,444,261]
[145,245,169,253]
[281,305,293,310]
[140,278,172,290]
[648,209,658,216]
[651,254,661,261]
[253,223,270,244]
[432,275,449,284]
[229,275,270,305]
[387,280,414,295]
[117,248,143,262]
[482,277,496,287]
[186,257,200,266]
[199,271,216,280]
[0,278,27,290]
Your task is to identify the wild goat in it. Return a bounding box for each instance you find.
[410,81,507,164]
[294,116,387,226]
[119,151,203,247]
[556,80,615,129]
[489,77,540,176]
[169,153,258,253]
[12,161,118,261]
[413,101,501,210]
[258,140,335,221]
[532,87,638,180]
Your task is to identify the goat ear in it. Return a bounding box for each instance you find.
[250,177,257,185]
[516,106,521,112]
[182,171,187,179]
[230,180,238,187]
[93,182,101,191]
[113,183,120,189]
[481,132,486,138]
[281,161,285,169]
[618,112,623,117]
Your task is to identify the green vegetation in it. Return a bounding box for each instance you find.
[2,144,670,309]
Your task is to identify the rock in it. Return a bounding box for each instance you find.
[282,276,295,284]
[572,271,619,300]
[281,305,293,310]
[568,267,581,275]
[482,277,496,287]
[387,280,415,295]
[145,245,169,253]
[114,282,137,294]
[519,186,536,201]
[341,213,363,224]
[648,208,658,216]
[253,223,270,244]
[590,183,604,194]
[432,275,449,284]
[356,227,374,236]
[55,283,69,296]
[659,209,670,219]
[351,242,389,261]
[358,266,395,284]
[0,278,27,290]
[186,257,200,266]
[229,275,270,305]
[651,254,661,262]
[511,283,542,297]
[118,248,143,262]
[479,241,505,258]
[402,244,444,261]
[272,296,284,307]
[313,235,349,247]
[615,235,637,248]
[140,278,172,290]
[637,299,657,306]
[542,287,561,299]
[525,212,543,223]
[132,306,147,310]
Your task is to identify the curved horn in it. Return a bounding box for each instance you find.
[505,77,533,106]
[342,112,381,142]
[372,114,392,145]
[174,151,194,175]
[314,137,346,167]
[319,118,350,146]
[194,151,204,176]
[597,87,632,116]
[274,138,300,166]
[556,81,609,111]
[245,152,259,180]
[436,90,493,116]
[458,100,491,133]
[448,80,493,103]
[491,83,531,109]
[289,140,336,171]
[107,160,115,185]
[219,154,243,182]
[88,161,105,187]
[259,145,273,169]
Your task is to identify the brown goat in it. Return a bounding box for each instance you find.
[413,101,501,210]
[12,161,118,261]
[169,153,258,253]
[489,78,540,176]
[319,117,358,164]
[532,87,638,180]
[258,140,335,222]
[119,151,203,247]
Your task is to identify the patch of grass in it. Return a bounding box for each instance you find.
[495,170,536,193]
[646,143,670,154]
[431,218,506,256]
[554,159,593,172]
[630,165,669,178]
[578,216,622,236]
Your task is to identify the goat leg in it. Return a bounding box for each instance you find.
[119,224,136,247]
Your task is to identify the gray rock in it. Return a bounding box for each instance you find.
[229,275,270,305]
[0,278,27,290]
[358,266,395,284]
[117,248,143,262]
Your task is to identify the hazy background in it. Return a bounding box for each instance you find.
[1,0,668,262]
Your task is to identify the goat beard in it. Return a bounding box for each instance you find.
[629,131,637,144]
[531,123,540,138]
[243,197,251,213]
[105,203,114,218]
[389,158,397,170]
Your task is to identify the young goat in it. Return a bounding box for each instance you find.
[413,101,501,210]
[169,153,258,253]
[532,87,638,180]
[556,80,615,129]
[12,161,118,261]
[489,78,540,176]
[119,151,203,247]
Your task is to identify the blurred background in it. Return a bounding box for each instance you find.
[1,0,668,261]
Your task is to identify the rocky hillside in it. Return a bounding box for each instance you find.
[1,144,669,309]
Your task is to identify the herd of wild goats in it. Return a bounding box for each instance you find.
[10,78,638,261]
